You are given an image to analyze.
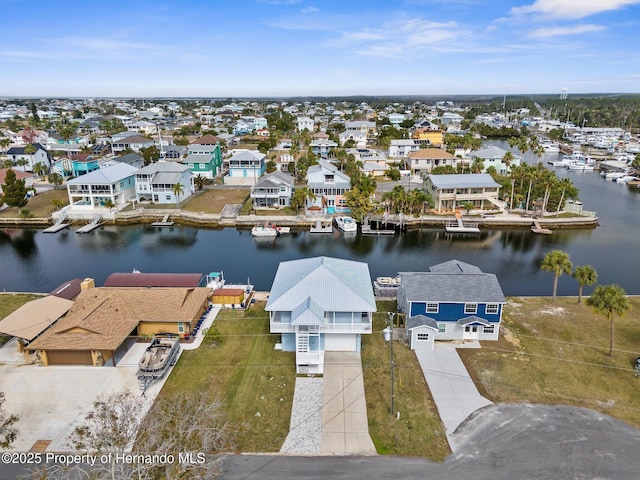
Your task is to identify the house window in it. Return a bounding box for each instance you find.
[464,303,478,314]
[483,325,495,334]
[486,304,499,314]
[438,323,446,333]
[426,303,439,313]
[416,333,430,341]
[165,195,171,201]
[177,322,185,333]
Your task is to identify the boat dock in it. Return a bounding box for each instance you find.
[444,217,480,234]
[531,219,552,235]
[151,214,174,227]
[43,214,70,233]
[76,214,102,234]
[361,224,396,235]
[309,218,333,233]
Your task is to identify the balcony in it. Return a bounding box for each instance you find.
[270,322,372,334]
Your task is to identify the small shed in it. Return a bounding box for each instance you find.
[211,288,245,306]
[406,315,439,353]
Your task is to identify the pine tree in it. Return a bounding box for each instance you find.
[2,169,28,207]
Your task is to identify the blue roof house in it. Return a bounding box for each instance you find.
[398,260,506,353]
[266,257,376,374]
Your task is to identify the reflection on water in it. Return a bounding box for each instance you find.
[0,228,38,259]
[1,157,639,296]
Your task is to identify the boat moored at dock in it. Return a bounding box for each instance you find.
[334,216,357,232]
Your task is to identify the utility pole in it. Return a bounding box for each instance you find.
[387,312,396,416]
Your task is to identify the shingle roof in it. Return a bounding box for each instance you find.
[408,149,455,159]
[27,287,210,351]
[265,257,376,313]
[253,170,294,188]
[406,315,439,331]
[429,259,482,274]
[457,316,491,327]
[400,267,506,304]
[136,161,190,174]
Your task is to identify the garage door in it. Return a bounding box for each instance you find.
[46,350,93,365]
[324,334,357,351]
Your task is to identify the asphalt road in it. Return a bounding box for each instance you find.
[220,403,640,480]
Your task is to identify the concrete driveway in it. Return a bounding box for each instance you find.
[413,341,492,451]
[0,339,168,452]
[320,352,376,455]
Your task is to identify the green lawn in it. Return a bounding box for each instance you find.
[157,303,297,452]
[459,296,640,428]
[0,189,68,218]
[362,303,450,460]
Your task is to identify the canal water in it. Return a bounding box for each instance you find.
[1,147,639,296]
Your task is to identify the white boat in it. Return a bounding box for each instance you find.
[334,216,357,232]
[137,333,181,391]
[251,223,291,237]
[615,175,637,184]
[206,271,225,290]
[602,171,626,180]
[549,158,571,167]
[566,159,595,171]
[541,140,560,153]
[374,276,401,288]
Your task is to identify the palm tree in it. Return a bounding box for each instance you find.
[47,173,63,190]
[502,151,514,171]
[33,162,47,180]
[0,138,10,158]
[471,158,484,174]
[573,265,598,304]
[51,199,65,210]
[193,174,206,191]
[461,201,475,215]
[290,186,316,214]
[541,250,572,302]
[172,183,185,208]
[586,284,630,356]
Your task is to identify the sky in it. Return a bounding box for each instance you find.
[1,0,640,97]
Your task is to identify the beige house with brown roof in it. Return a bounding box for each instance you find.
[407,148,460,176]
[27,285,210,366]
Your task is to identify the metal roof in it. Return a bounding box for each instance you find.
[400,270,506,304]
[0,296,74,341]
[265,257,376,313]
[291,297,325,326]
[103,273,205,288]
[427,173,500,189]
[67,163,138,184]
[49,279,83,300]
[471,145,521,160]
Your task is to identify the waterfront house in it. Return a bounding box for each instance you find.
[134,161,194,205]
[470,145,521,175]
[306,160,351,214]
[26,281,210,366]
[58,154,100,177]
[339,130,367,148]
[412,128,444,147]
[250,170,294,208]
[407,148,459,176]
[6,143,52,172]
[398,259,505,352]
[266,256,376,374]
[67,163,137,209]
[184,143,223,179]
[225,150,266,182]
[425,173,504,212]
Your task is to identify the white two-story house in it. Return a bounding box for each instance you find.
[134,161,194,205]
[266,256,376,374]
[306,160,351,214]
[67,163,137,209]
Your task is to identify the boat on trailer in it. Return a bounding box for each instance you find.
[137,333,181,391]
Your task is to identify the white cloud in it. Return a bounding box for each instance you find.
[511,0,640,20]
[529,24,606,37]
[302,6,319,13]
